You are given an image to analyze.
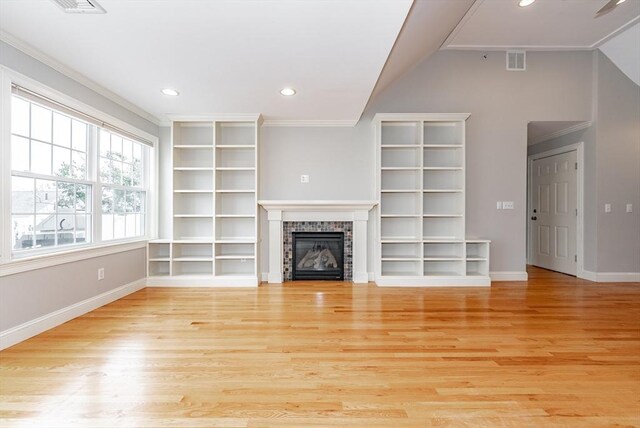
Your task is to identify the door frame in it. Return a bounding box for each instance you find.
[527,142,585,279]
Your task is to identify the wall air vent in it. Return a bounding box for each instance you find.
[50,0,106,14]
[506,50,526,71]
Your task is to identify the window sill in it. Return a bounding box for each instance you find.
[0,239,148,277]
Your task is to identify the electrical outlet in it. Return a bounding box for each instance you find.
[300,175,309,183]
[98,268,105,280]
[627,204,633,213]
[496,201,503,210]
[502,201,514,210]
[605,203,611,213]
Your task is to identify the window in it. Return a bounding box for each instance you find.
[8,90,150,258]
[99,130,146,240]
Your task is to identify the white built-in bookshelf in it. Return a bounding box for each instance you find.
[148,116,261,287]
[374,113,490,286]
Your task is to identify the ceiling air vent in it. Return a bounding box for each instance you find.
[50,0,106,14]
[506,51,526,71]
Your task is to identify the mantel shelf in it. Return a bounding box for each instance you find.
[258,200,377,212]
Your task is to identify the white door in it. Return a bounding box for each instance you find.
[530,150,577,276]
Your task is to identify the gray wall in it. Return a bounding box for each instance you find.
[594,52,640,272]
[0,249,146,331]
[1,44,158,333]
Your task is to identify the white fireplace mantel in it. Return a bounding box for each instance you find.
[258,200,377,284]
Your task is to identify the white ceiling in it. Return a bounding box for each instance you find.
[443,0,640,50]
[0,0,412,124]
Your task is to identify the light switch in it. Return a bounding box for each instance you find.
[300,175,309,183]
[627,204,633,213]
[605,203,611,213]
[502,201,514,210]
[496,201,503,210]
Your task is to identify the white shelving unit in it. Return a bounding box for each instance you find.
[148,116,261,287]
[374,113,491,286]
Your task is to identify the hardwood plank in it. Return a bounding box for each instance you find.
[0,266,639,427]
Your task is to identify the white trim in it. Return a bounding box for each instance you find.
[530,121,591,145]
[260,271,376,284]
[258,200,378,213]
[582,271,640,283]
[527,142,585,280]
[376,276,491,287]
[0,31,162,126]
[262,119,358,127]
[373,113,471,123]
[0,240,147,277]
[2,66,159,146]
[440,0,640,51]
[146,276,258,287]
[490,271,529,281]
[0,277,146,350]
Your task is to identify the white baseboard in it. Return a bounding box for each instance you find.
[147,276,258,287]
[490,271,529,281]
[582,271,640,283]
[0,278,146,351]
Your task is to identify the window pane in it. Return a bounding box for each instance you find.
[135,213,144,236]
[100,129,110,157]
[11,97,30,137]
[31,140,52,175]
[53,113,71,148]
[12,215,35,250]
[132,143,142,163]
[72,151,86,179]
[122,139,132,163]
[114,189,126,213]
[57,182,76,213]
[31,104,52,143]
[72,120,87,152]
[75,214,90,244]
[114,214,125,239]
[102,187,113,213]
[110,135,122,160]
[12,135,30,172]
[35,179,56,213]
[56,214,75,246]
[12,176,34,214]
[138,191,146,213]
[35,214,57,248]
[102,214,113,240]
[100,158,112,184]
[122,163,132,187]
[53,146,72,177]
[126,214,136,237]
[76,184,90,213]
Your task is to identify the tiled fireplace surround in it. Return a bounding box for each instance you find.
[258,201,377,283]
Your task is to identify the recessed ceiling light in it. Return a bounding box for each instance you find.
[280,87,296,96]
[161,88,179,96]
[518,0,535,6]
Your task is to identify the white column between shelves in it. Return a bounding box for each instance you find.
[267,209,283,283]
[353,210,369,284]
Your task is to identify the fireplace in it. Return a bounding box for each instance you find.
[292,232,344,280]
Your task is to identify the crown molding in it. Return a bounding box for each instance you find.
[0,30,162,126]
[530,121,592,145]
[262,119,358,127]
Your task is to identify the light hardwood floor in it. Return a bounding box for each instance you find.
[1,266,639,427]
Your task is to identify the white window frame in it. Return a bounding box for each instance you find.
[0,66,159,277]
